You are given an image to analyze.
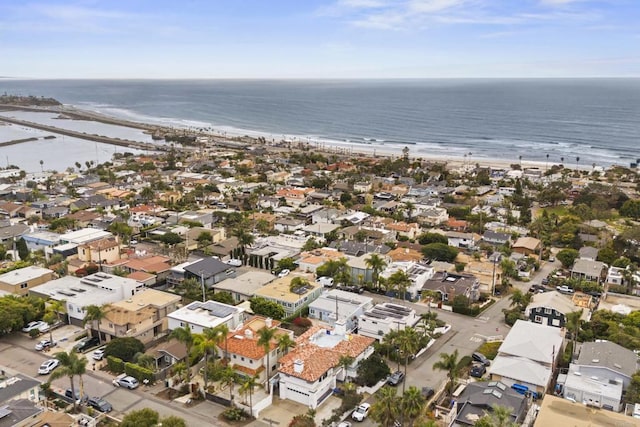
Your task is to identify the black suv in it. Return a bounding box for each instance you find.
[472,352,491,366]
[74,337,100,353]
[87,397,112,413]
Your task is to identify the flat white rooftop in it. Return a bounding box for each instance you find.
[0,266,53,285]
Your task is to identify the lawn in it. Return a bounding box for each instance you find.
[476,341,502,360]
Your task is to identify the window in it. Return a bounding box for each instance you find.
[20,283,28,289]
[534,315,542,323]
[544,308,552,314]
[241,357,245,361]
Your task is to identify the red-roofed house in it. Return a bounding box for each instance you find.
[278,323,374,409]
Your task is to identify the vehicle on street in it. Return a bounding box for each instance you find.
[65,388,89,404]
[472,352,491,366]
[351,403,371,421]
[35,339,56,351]
[387,370,405,386]
[317,276,334,288]
[338,423,352,427]
[557,285,574,294]
[226,259,243,267]
[278,269,290,278]
[74,336,100,353]
[421,386,435,399]
[22,321,49,333]
[38,359,59,375]
[92,348,106,360]
[549,256,555,262]
[541,278,550,285]
[470,364,487,378]
[113,374,139,389]
[87,397,112,413]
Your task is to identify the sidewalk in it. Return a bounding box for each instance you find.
[248,395,343,427]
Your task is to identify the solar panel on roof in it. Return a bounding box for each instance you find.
[0,406,12,419]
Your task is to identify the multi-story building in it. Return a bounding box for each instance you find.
[0,266,54,296]
[167,300,245,334]
[308,289,373,332]
[253,273,322,317]
[358,302,419,341]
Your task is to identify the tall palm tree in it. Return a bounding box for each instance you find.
[433,349,460,396]
[220,365,237,404]
[277,333,295,356]
[195,329,218,389]
[565,309,583,362]
[49,351,87,412]
[401,386,426,427]
[232,225,255,257]
[257,327,276,384]
[208,324,229,361]
[239,374,259,416]
[371,386,401,427]
[365,253,387,290]
[338,355,355,381]
[396,327,419,393]
[388,270,412,303]
[170,326,195,384]
[83,304,109,344]
[43,299,66,343]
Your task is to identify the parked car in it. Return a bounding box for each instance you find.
[351,403,371,421]
[65,388,89,404]
[87,397,112,413]
[22,321,49,333]
[113,374,139,389]
[226,259,243,267]
[35,339,56,351]
[278,269,290,278]
[421,386,435,399]
[472,352,491,366]
[541,278,550,285]
[92,348,106,361]
[38,359,59,375]
[387,371,405,386]
[548,256,555,262]
[470,364,487,378]
[74,336,100,353]
[557,285,574,294]
[338,423,352,427]
[317,276,334,288]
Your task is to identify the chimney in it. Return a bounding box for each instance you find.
[265,317,273,328]
[334,319,347,337]
[294,359,304,373]
[245,329,253,338]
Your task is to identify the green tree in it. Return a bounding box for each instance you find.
[43,299,66,343]
[418,232,448,245]
[220,365,237,403]
[83,304,109,344]
[277,333,296,356]
[557,248,579,269]
[356,353,391,387]
[0,295,43,336]
[105,337,145,362]
[16,237,29,261]
[433,349,461,396]
[249,297,285,320]
[422,243,458,263]
[401,386,427,427]
[158,232,183,246]
[121,408,159,427]
[387,270,412,302]
[211,291,235,305]
[565,309,584,362]
[366,253,388,289]
[620,199,640,220]
[370,386,401,427]
[196,231,213,249]
[170,326,195,383]
[257,326,277,383]
[239,374,260,416]
[276,257,296,272]
[396,327,420,392]
[509,289,532,312]
[160,416,188,427]
[233,225,255,254]
[49,351,87,412]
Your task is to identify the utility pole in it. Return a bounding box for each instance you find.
[199,270,206,302]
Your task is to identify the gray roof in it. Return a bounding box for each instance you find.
[572,259,606,276]
[576,341,639,378]
[454,381,526,427]
[579,246,599,260]
[214,271,276,296]
[0,399,42,427]
[185,257,235,277]
[0,375,40,403]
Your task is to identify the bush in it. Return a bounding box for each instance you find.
[476,341,502,360]
[29,328,41,338]
[355,353,390,387]
[106,356,125,373]
[457,356,472,371]
[222,406,249,421]
[105,337,145,362]
[124,362,154,383]
[293,317,312,327]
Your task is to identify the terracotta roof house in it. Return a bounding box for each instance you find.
[512,237,542,257]
[278,324,375,409]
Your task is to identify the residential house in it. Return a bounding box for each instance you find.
[422,272,481,303]
[253,273,323,317]
[0,266,54,296]
[561,341,639,412]
[302,223,341,242]
[482,231,512,246]
[105,255,173,286]
[606,266,625,287]
[571,259,606,283]
[417,207,449,226]
[297,248,346,274]
[0,222,29,245]
[386,246,423,263]
[329,240,391,258]
[21,230,61,255]
[167,300,245,334]
[77,236,121,265]
[183,257,237,286]
[358,302,420,341]
[0,373,43,426]
[512,237,542,257]
[308,289,373,331]
[533,395,638,427]
[278,324,375,408]
[489,320,564,395]
[222,316,294,386]
[274,217,306,233]
[29,273,145,326]
[446,231,478,249]
[380,262,435,301]
[525,291,591,328]
[578,246,599,261]
[213,271,276,303]
[452,381,528,427]
[384,221,422,240]
[97,289,181,344]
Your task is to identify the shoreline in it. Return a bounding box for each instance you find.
[0,104,614,173]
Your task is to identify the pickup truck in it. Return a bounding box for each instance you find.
[557,285,574,294]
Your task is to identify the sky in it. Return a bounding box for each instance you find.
[0,0,638,78]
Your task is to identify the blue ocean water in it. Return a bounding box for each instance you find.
[1,78,639,167]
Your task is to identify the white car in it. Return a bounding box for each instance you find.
[38,359,59,375]
[338,423,352,427]
[92,348,106,360]
[226,259,242,267]
[113,374,139,389]
[317,276,334,288]
[22,321,49,333]
[35,339,56,351]
[352,403,371,421]
[278,269,290,278]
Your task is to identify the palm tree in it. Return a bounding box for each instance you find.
[239,374,259,416]
[43,299,66,343]
[404,201,415,221]
[49,351,87,412]
[396,327,419,393]
[140,186,155,204]
[575,156,580,171]
[565,309,583,362]
[417,312,437,338]
[170,326,195,384]
[371,386,401,427]
[365,253,387,290]
[476,404,516,427]
[196,329,219,389]
[232,225,255,257]
[401,386,426,427]
[338,355,355,381]
[257,327,276,385]
[388,270,412,303]
[277,333,295,356]
[220,365,237,404]
[83,304,109,344]
[433,349,460,396]
[508,289,532,312]
[39,159,44,172]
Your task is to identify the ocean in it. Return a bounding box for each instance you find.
[1,78,639,170]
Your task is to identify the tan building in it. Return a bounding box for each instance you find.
[98,289,181,344]
[253,273,322,317]
[0,266,54,296]
[512,236,542,257]
[78,236,121,264]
